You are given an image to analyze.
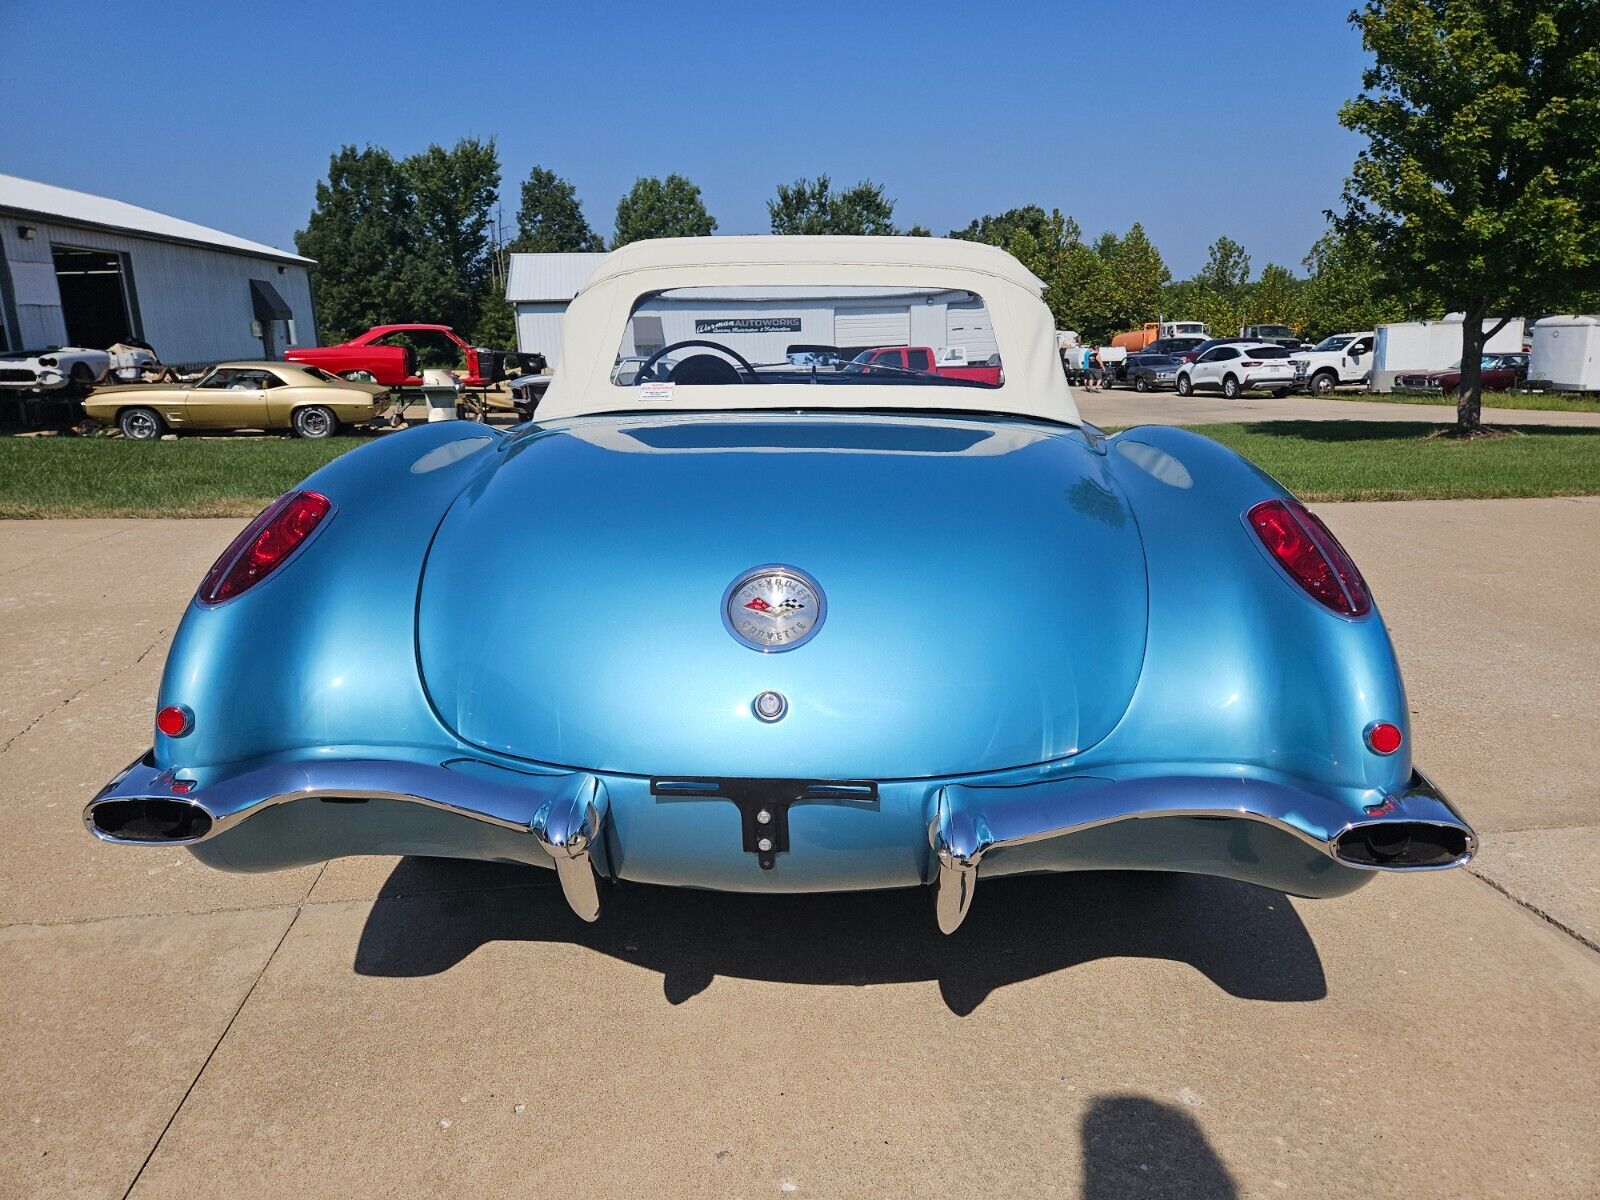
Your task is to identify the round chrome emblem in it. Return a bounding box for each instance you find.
[722,565,826,653]
[752,690,788,722]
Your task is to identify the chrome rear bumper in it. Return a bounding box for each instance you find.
[86,753,1475,934]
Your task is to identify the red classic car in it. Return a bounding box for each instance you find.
[1395,352,1529,394]
[285,324,520,388]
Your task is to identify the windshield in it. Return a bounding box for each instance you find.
[615,285,1002,389]
[1246,346,1291,359]
[1313,335,1355,352]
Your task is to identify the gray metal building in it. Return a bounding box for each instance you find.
[0,173,315,368]
[506,252,606,367]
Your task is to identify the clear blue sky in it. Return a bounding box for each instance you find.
[2,0,1370,278]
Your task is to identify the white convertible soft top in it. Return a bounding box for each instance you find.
[536,236,1081,425]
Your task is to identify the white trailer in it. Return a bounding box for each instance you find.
[1369,315,1525,392]
[1528,316,1600,392]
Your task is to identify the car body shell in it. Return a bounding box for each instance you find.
[285,324,510,388]
[85,236,1475,934]
[0,346,110,390]
[81,361,387,433]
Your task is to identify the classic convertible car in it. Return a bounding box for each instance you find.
[82,361,389,439]
[85,237,1476,933]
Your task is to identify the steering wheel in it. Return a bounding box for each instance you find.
[637,339,758,384]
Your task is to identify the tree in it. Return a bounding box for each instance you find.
[767,176,896,235]
[403,138,501,335]
[1243,263,1303,330]
[1196,236,1252,294]
[1297,226,1405,340]
[612,174,716,246]
[294,146,417,341]
[1339,0,1600,431]
[1102,222,1171,332]
[950,206,1102,334]
[512,166,603,252]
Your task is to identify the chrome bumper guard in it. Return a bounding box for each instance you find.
[928,770,1475,933]
[85,753,610,923]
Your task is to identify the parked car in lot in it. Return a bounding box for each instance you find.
[84,235,1475,936]
[286,324,523,388]
[0,346,110,392]
[1176,342,1298,397]
[1291,332,1375,395]
[82,361,389,440]
[843,344,1004,387]
[1394,352,1529,394]
[1120,336,1209,389]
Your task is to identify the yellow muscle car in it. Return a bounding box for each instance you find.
[83,362,389,440]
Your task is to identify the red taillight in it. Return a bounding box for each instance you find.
[1246,499,1372,616]
[198,490,332,604]
[1241,360,1262,367]
[1366,722,1403,755]
[157,705,191,737]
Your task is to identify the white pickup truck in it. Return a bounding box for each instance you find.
[1291,332,1374,395]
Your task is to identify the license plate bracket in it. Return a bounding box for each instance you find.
[650,777,879,869]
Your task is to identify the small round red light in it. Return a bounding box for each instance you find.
[157,705,192,737]
[1366,722,1403,755]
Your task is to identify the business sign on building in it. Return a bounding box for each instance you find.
[694,317,803,335]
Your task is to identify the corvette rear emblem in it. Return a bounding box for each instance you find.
[723,565,826,652]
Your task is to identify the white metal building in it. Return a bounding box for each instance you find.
[0,173,315,368]
[506,252,606,367]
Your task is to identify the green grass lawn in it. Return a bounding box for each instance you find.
[1197,420,1600,502]
[2,420,1599,517]
[0,436,357,518]
[1338,389,1600,413]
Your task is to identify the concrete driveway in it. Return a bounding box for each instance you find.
[2,507,1596,1199]
[1077,388,1600,428]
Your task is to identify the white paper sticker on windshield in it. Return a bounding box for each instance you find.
[639,381,674,401]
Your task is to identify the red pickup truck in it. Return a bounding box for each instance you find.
[844,345,1003,387]
[285,324,519,388]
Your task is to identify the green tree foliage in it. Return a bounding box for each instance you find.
[1296,226,1405,340]
[294,146,417,341]
[1242,263,1303,328]
[297,140,511,348]
[512,166,604,252]
[402,137,502,338]
[767,176,897,235]
[1339,0,1600,430]
[612,174,717,247]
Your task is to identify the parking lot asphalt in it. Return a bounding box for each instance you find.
[2,505,1597,1199]
[1076,387,1600,427]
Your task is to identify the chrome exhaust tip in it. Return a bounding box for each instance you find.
[1333,820,1473,869]
[86,797,213,845]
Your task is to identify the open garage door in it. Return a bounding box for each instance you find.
[835,306,909,352]
[53,246,138,349]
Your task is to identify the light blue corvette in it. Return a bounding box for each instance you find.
[86,237,1476,932]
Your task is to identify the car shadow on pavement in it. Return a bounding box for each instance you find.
[1082,1095,1238,1199]
[353,859,1325,1015]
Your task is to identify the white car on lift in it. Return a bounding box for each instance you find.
[0,346,111,391]
[1175,342,1298,398]
[1291,332,1374,395]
